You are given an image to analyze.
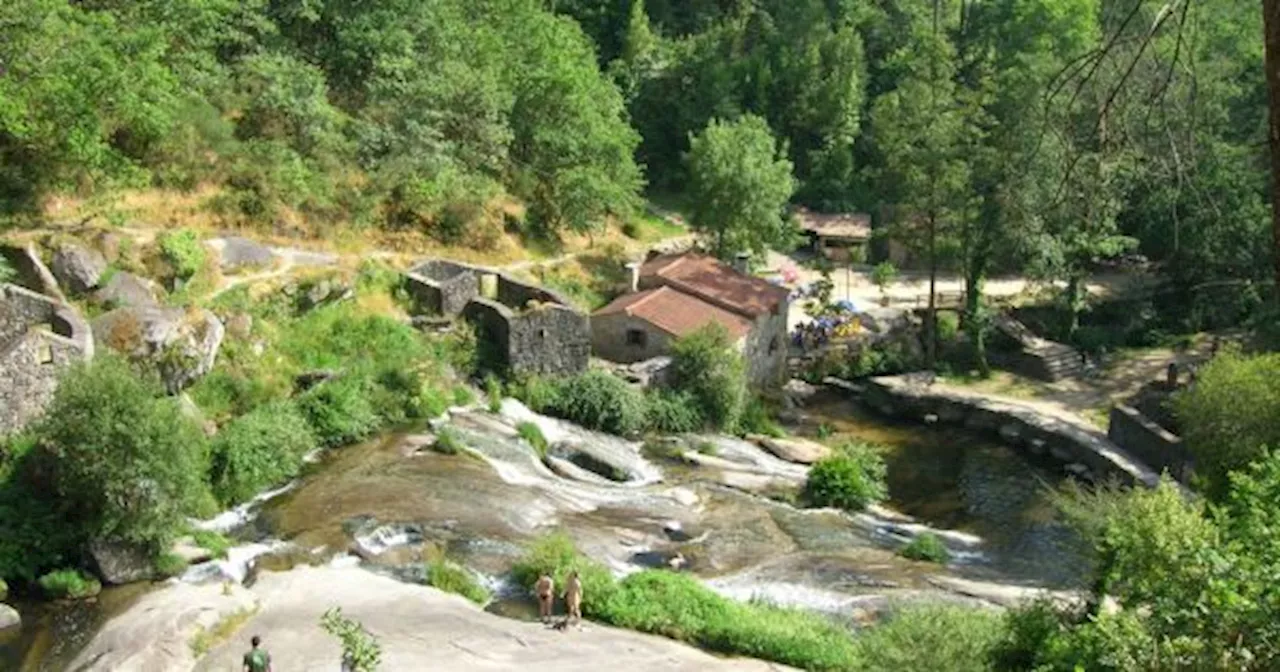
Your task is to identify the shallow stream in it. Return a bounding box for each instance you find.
[2,388,1088,670]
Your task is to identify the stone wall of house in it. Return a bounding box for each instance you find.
[590,313,675,364]
[742,300,788,388]
[408,259,589,377]
[0,283,93,435]
[1108,404,1194,482]
[853,374,1163,488]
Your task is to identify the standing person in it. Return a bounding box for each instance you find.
[243,635,272,672]
[564,571,583,626]
[535,573,555,623]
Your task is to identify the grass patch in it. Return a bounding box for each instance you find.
[899,533,951,564]
[191,529,232,559]
[38,569,101,599]
[154,551,188,578]
[485,374,503,413]
[451,385,476,407]
[516,421,549,458]
[189,605,260,658]
[424,555,492,605]
[432,427,465,455]
[510,533,1002,671]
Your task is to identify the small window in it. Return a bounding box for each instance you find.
[768,336,779,355]
[625,329,647,347]
[538,328,549,339]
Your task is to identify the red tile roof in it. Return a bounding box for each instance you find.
[639,253,789,318]
[593,286,753,339]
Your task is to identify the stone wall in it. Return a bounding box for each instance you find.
[742,300,788,387]
[409,259,589,377]
[0,283,93,435]
[853,374,1162,488]
[590,312,676,364]
[1108,404,1194,482]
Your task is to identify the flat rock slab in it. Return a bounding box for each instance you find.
[75,565,793,671]
[755,436,832,465]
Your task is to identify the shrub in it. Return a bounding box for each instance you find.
[154,551,188,578]
[853,603,1003,672]
[0,257,14,284]
[803,443,888,512]
[937,311,960,342]
[1172,349,1280,499]
[191,529,232,559]
[545,370,647,435]
[644,390,705,433]
[669,324,748,431]
[432,427,465,455]
[320,607,382,672]
[451,386,475,407]
[425,556,491,605]
[899,533,951,564]
[485,374,503,413]
[737,396,783,438]
[31,357,211,555]
[209,401,318,505]
[511,532,617,613]
[39,569,101,599]
[871,262,898,296]
[296,377,381,448]
[506,374,561,413]
[158,228,207,280]
[516,421,549,457]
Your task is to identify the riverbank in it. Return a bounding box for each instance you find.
[73,564,794,672]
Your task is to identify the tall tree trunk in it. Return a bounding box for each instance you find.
[1265,0,1280,291]
[926,212,938,369]
[964,262,988,377]
[1065,274,1083,340]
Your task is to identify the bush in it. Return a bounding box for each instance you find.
[511,532,618,614]
[853,603,1003,672]
[485,374,503,413]
[937,311,960,342]
[516,421,549,457]
[899,533,951,564]
[669,324,748,432]
[296,377,381,448]
[644,390,705,433]
[158,228,208,280]
[425,556,491,605]
[191,529,232,559]
[432,427,465,455]
[320,607,382,672]
[871,262,898,295]
[545,370,647,436]
[506,374,561,413]
[1172,349,1280,499]
[803,443,888,512]
[737,396,783,438]
[154,551,187,578]
[0,257,14,284]
[209,401,318,505]
[30,357,211,556]
[39,569,101,599]
[451,386,475,407]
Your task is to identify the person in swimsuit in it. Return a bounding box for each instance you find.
[535,573,555,623]
[564,571,583,625]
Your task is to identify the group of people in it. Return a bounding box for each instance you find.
[535,570,583,628]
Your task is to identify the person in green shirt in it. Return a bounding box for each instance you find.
[243,635,272,672]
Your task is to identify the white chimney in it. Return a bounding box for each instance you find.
[733,252,751,275]
[626,262,641,293]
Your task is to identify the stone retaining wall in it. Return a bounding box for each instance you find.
[0,283,94,435]
[1107,404,1194,482]
[851,374,1161,487]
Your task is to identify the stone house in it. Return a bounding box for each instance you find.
[404,259,590,377]
[0,283,94,435]
[591,252,790,387]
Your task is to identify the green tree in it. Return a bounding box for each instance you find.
[33,357,211,553]
[668,323,748,431]
[1172,349,1280,499]
[685,115,797,259]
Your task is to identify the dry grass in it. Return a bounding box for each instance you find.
[189,603,260,658]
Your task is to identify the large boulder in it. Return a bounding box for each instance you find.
[0,604,19,631]
[92,306,225,392]
[756,436,832,465]
[90,539,155,585]
[51,243,107,294]
[213,237,275,272]
[93,271,159,308]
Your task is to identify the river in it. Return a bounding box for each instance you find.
[2,388,1088,670]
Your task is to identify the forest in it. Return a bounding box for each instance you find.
[2,0,1280,670]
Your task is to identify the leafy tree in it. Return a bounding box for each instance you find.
[1172,349,1280,499]
[668,323,748,431]
[208,401,318,505]
[32,357,211,554]
[685,115,797,259]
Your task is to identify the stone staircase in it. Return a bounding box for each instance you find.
[991,314,1084,382]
